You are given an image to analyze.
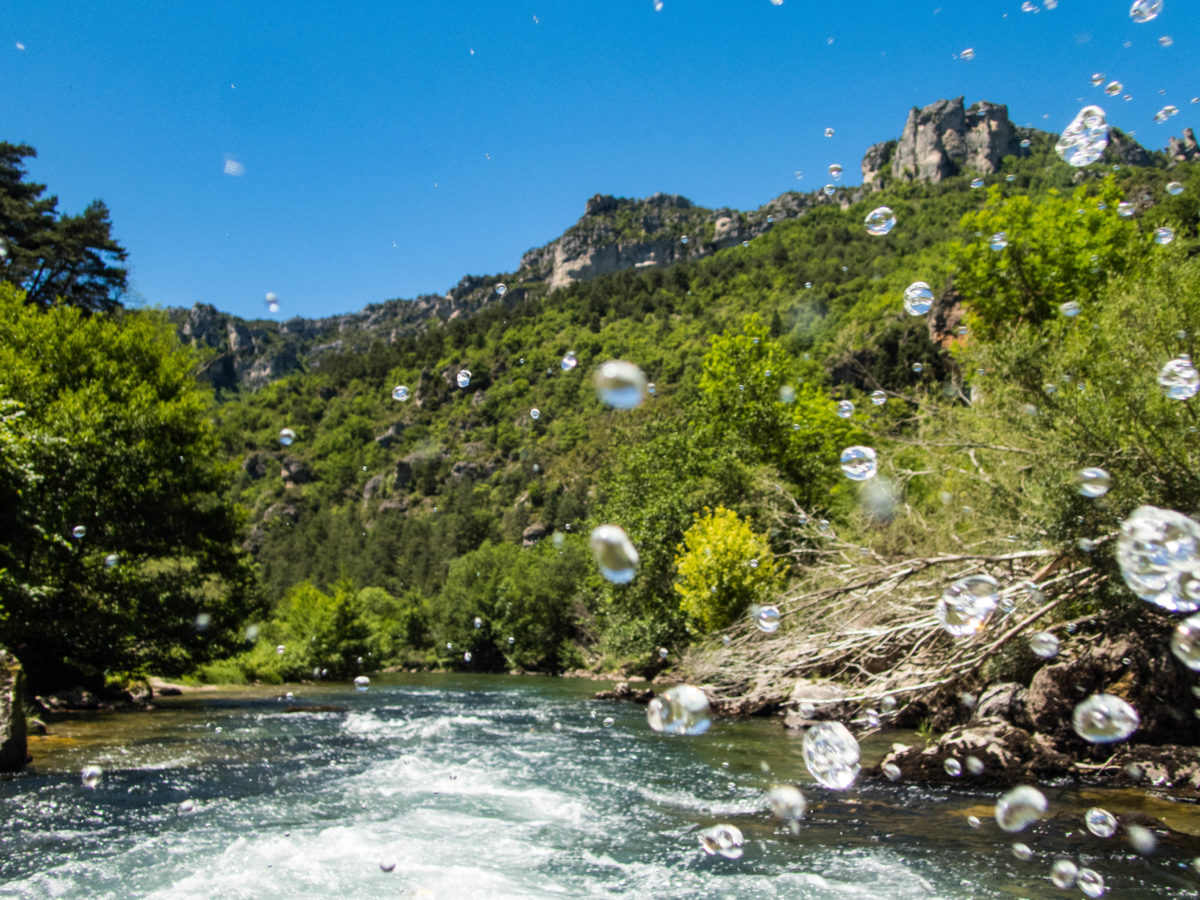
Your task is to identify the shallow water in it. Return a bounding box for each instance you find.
[2,673,1198,899]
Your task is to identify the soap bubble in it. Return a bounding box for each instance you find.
[602,716,614,728]
[456,369,471,388]
[594,360,647,409]
[265,292,279,313]
[836,400,855,419]
[937,574,999,636]
[646,684,712,735]
[1073,693,1139,743]
[864,207,896,236]
[1154,105,1179,124]
[473,616,483,629]
[1085,807,1118,837]
[1056,105,1109,167]
[80,765,102,789]
[1051,859,1079,889]
[870,390,886,406]
[823,184,836,197]
[767,784,807,826]
[966,755,985,775]
[753,605,781,633]
[530,408,540,420]
[354,675,370,691]
[970,177,984,189]
[698,824,744,859]
[1059,300,1080,317]
[1170,615,1200,669]
[824,127,835,138]
[104,553,118,568]
[380,859,397,873]
[1165,181,1183,196]
[1117,201,1135,218]
[803,721,861,789]
[1077,868,1106,898]
[589,524,639,583]
[1116,506,1200,612]
[1105,81,1123,97]
[494,283,507,296]
[911,362,923,373]
[1091,73,1104,86]
[882,761,902,781]
[966,815,981,828]
[839,445,878,481]
[1153,226,1176,245]
[561,351,578,371]
[959,47,975,61]
[178,799,196,815]
[903,281,933,315]
[994,785,1047,832]
[1130,0,1162,23]
[1012,842,1033,861]
[1077,467,1111,497]
[278,428,296,446]
[1158,355,1198,399]
[990,232,1008,251]
[944,757,962,776]
[829,163,843,179]
[71,525,86,540]
[1159,34,1173,47]
[391,385,409,401]
[276,644,286,655]
[658,647,668,659]
[1029,631,1060,658]
[1127,823,1157,853]
[463,651,472,663]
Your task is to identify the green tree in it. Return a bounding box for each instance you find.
[0,143,128,312]
[674,506,779,631]
[0,284,257,689]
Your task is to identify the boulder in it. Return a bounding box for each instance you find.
[0,652,29,773]
[972,682,1031,730]
[241,452,268,480]
[593,682,655,704]
[1168,127,1200,164]
[521,522,550,547]
[279,456,313,486]
[783,679,853,729]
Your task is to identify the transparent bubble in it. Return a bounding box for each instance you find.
[937,574,999,636]
[1057,300,1080,317]
[882,761,902,781]
[463,651,472,663]
[69,524,87,541]
[1116,505,1200,612]
[1117,201,1135,218]
[1105,81,1123,97]
[473,616,483,629]
[657,647,669,660]
[911,362,923,373]
[1056,105,1109,166]
[1050,859,1078,889]
[507,635,515,645]
[1077,467,1111,498]
[1165,181,1184,196]
[1127,823,1157,853]
[1170,614,1200,669]
[970,177,984,189]
[824,127,835,138]
[840,445,877,481]
[1029,631,1060,658]
[594,360,647,409]
[1154,105,1179,124]
[767,784,807,824]
[988,231,1008,251]
[265,292,279,313]
[1129,0,1162,22]
[753,605,781,633]
[865,207,896,236]
[602,716,614,728]
[836,400,855,419]
[1158,355,1198,399]
[589,524,639,583]
[561,351,578,371]
[698,824,744,859]
[456,369,472,388]
[1012,842,1033,861]
[1082,807,1119,838]
[959,47,975,60]
[779,384,796,404]
[647,684,712,735]
[903,281,934,315]
[823,184,836,197]
[748,558,759,569]
[275,644,286,655]
[390,384,411,403]
[1154,226,1176,245]
[530,408,540,420]
[1073,693,1139,743]
[966,814,981,829]
[868,390,887,407]
[81,765,102,789]
[354,675,370,692]
[995,785,1047,832]
[966,755,985,775]
[803,721,861,789]
[828,163,843,179]
[944,757,962,777]
[1077,867,1106,898]
[495,283,507,296]
[1091,73,1104,86]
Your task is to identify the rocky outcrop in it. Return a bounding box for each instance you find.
[0,651,29,773]
[1169,127,1199,164]
[593,681,654,704]
[1104,127,1154,167]
[867,97,1021,185]
[521,522,550,547]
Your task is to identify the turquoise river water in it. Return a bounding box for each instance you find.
[2,673,1199,899]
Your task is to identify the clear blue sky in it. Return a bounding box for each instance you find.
[4,1,1196,320]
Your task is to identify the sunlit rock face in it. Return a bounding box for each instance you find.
[885,97,1021,184]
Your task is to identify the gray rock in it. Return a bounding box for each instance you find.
[242,453,268,480]
[279,457,313,485]
[783,679,852,729]
[1168,127,1199,164]
[972,682,1031,730]
[861,140,897,185]
[876,717,1072,784]
[363,474,384,501]
[887,97,1020,185]
[521,522,550,547]
[0,653,29,773]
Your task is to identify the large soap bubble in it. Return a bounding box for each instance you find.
[1055,106,1109,167]
[646,684,712,735]
[589,524,639,583]
[1116,506,1200,612]
[802,721,861,789]
[994,785,1047,832]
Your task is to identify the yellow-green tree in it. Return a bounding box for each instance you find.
[674,506,779,631]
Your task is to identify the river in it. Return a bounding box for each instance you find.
[1,673,1197,899]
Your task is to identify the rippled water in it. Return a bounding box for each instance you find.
[2,674,1198,899]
